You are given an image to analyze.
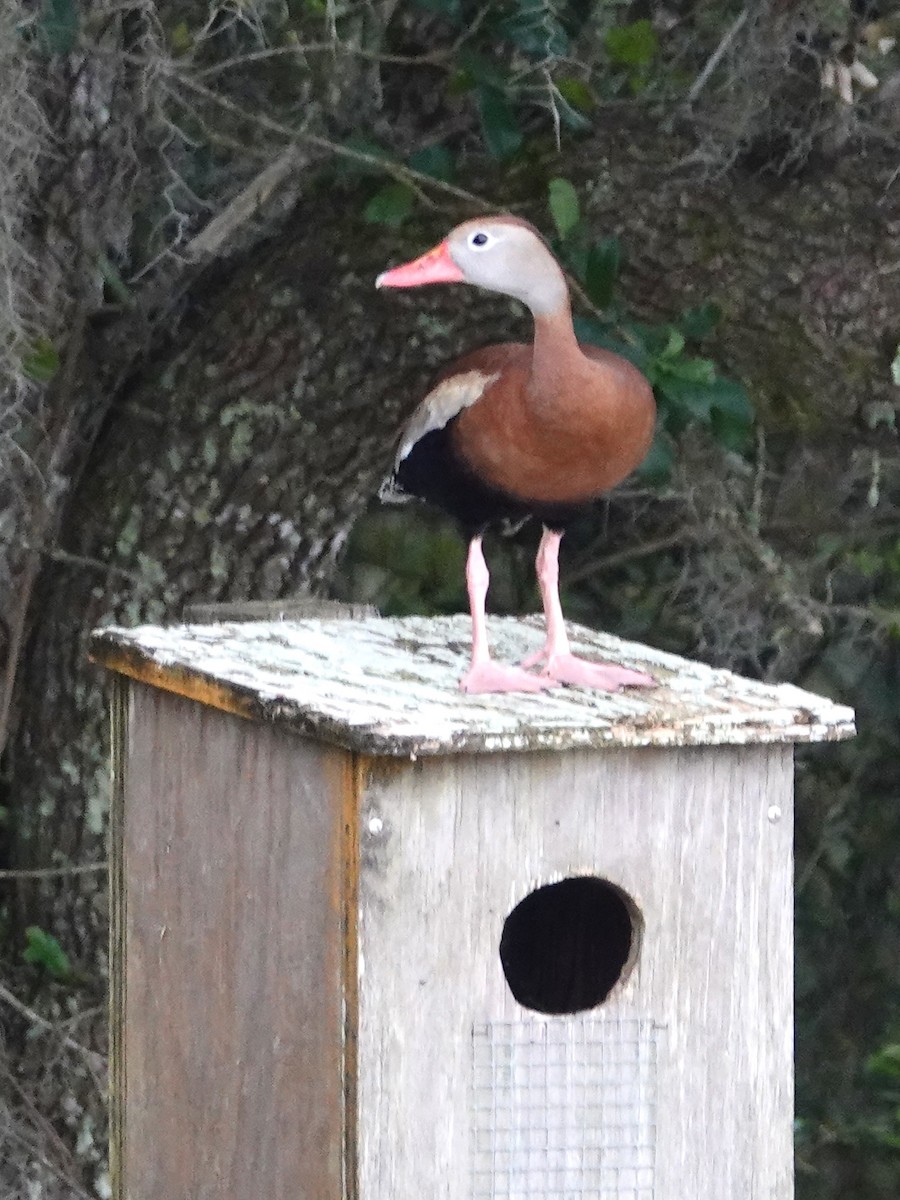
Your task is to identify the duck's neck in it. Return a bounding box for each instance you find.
[529,301,584,401]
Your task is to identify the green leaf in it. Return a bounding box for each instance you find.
[658,356,716,384]
[547,178,580,240]
[550,87,592,132]
[498,3,569,58]
[460,50,509,90]
[363,183,415,228]
[169,20,192,54]
[706,376,754,422]
[23,926,72,980]
[336,135,396,178]
[659,328,685,359]
[408,144,454,183]
[584,238,621,309]
[605,19,658,68]
[556,77,595,113]
[710,406,753,453]
[573,316,649,372]
[97,253,133,306]
[656,376,715,420]
[21,336,60,383]
[869,1045,900,1079]
[891,344,900,386]
[36,0,78,54]
[679,302,722,341]
[476,86,523,160]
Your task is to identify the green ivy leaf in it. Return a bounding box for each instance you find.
[551,87,592,132]
[605,19,658,68]
[547,178,580,240]
[363,183,415,228]
[556,77,596,113]
[656,376,716,420]
[408,144,455,183]
[584,238,621,309]
[499,3,569,58]
[169,21,192,54]
[574,316,649,372]
[23,926,72,980]
[22,336,60,383]
[658,355,716,384]
[659,328,686,359]
[706,376,754,422]
[460,50,509,90]
[476,86,523,160]
[868,1046,900,1084]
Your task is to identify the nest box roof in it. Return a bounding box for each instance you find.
[90,615,855,757]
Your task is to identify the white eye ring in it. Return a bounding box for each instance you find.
[467,230,496,251]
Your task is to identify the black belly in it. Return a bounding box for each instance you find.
[394,425,585,538]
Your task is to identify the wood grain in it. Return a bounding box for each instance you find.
[356,744,795,1200]
[114,683,353,1200]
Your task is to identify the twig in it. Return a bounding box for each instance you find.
[685,8,750,106]
[185,146,304,260]
[751,425,765,532]
[0,862,107,879]
[1,541,142,582]
[1,1066,99,1200]
[168,75,622,329]
[192,42,450,78]
[566,532,695,585]
[168,74,500,212]
[0,983,104,1071]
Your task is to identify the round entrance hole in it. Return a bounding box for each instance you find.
[499,876,641,1015]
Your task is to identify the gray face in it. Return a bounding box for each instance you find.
[446,222,569,316]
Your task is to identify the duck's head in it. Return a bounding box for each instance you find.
[376,216,568,316]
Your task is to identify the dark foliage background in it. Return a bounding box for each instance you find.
[2,0,900,1195]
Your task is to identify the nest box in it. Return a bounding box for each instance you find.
[91,614,855,1200]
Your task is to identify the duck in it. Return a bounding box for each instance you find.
[376,215,657,695]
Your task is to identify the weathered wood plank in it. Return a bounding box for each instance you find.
[90,615,855,757]
[116,683,354,1200]
[356,744,794,1200]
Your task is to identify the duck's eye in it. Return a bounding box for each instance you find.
[468,230,494,250]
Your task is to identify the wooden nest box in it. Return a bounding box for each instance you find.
[91,614,855,1200]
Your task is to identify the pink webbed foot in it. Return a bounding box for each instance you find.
[524,650,655,691]
[460,660,558,694]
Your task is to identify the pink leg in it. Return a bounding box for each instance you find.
[522,528,655,690]
[460,537,555,694]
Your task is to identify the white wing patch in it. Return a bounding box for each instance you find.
[395,369,499,467]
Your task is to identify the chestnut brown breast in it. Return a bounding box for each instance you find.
[450,344,656,505]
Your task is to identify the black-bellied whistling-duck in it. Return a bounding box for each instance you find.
[376,216,657,694]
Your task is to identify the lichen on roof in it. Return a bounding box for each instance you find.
[90,615,855,758]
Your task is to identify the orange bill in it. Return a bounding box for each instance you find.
[376,240,465,288]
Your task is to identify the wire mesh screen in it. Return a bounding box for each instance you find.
[471,1015,658,1200]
